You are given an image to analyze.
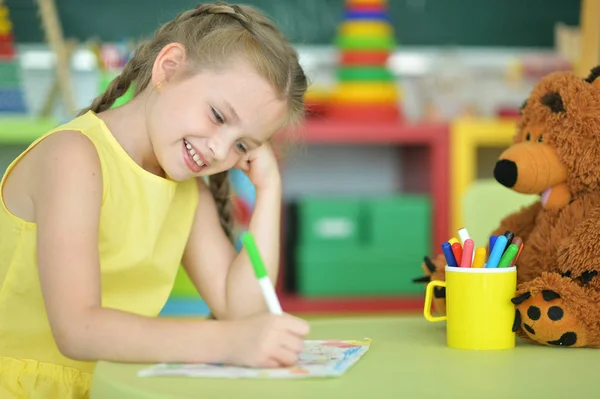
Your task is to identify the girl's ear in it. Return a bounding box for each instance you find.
[584,65,600,89]
[151,43,187,87]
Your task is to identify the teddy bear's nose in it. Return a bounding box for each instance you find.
[494,159,518,188]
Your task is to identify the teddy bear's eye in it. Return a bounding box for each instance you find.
[526,133,531,141]
[537,135,543,143]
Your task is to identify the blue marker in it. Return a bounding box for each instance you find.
[441,242,458,267]
[489,235,498,252]
[486,235,508,268]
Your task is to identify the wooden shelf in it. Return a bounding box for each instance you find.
[279,293,425,314]
[277,118,450,313]
[300,118,449,144]
[297,118,450,250]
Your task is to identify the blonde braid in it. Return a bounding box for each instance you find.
[209,171,234,243]
[78,42,153,115]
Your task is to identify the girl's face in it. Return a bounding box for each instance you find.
[146,55,288,182]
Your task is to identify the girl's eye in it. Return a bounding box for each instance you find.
[211,107,224,124]
[525,132,531,141]
[236,142,247,153]
[537,135,543,143]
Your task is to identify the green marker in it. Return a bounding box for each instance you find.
[498,244,519,268]
[241,232,282,314]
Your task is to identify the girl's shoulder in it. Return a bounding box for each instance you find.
[1,129,103,225]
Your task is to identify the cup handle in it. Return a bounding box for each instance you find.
[424,280,447,322]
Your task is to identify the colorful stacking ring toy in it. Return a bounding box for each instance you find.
[328,103,400,121]
[337,66,394,82]
[333,82,398,104]
[345,10,389,21]
[328,0,401,121]
[336,35,395,51]
[340,50,390,66]
[347,0,388,6]
[338,21,392,37]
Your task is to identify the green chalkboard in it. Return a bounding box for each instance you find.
[8,0,579,47]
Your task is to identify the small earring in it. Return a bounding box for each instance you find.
[155,81,162,90]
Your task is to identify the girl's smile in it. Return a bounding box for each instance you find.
[182,139,209,173]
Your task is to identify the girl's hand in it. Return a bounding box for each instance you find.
[223,313,310,368]
[235,142,280,191]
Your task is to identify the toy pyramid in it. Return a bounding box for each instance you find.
[0,3,27,113]
[330,0,401,121]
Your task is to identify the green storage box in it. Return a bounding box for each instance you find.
[366,195,431,246]
[297,197,365,245]
[296,245,426,297]
[295,195,431,297]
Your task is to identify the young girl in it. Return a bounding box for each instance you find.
[0,2,310,397]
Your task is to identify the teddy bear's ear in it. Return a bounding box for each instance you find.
[584,65,600,89]
[519,99,528,115]
[541,92,565,113]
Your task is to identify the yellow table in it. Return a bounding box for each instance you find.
[90,315,599,398]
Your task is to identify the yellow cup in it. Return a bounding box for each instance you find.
[423,265,517,350]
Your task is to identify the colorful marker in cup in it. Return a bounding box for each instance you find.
[241,232,282,314]
[460,239,474,268]
[441,241,458,267]
[498,243,519,268]
[458,227,475,261]
[510,236,524,267]
[489,235,498,252]
[472,247,486,268]
[503,230,514,248]
[458,227,470,244]
[451,242,463,266]
[486,235,508,268]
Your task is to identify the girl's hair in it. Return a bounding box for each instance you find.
[79,2,307,242]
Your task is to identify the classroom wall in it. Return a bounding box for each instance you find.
[8,0,579,47]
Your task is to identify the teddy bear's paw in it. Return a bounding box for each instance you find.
[413,256,446,298]
[559,269,599,286]
[413,255,447,314]
[511,284,588,347]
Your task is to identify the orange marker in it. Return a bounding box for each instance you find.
[511,237,524,266]
[451,242,462,266]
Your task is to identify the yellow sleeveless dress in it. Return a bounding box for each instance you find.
[0,111,199,398]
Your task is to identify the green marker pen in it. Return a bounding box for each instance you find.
[498,244,519,268]
[241,232,282,314]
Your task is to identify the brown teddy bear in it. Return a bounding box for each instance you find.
[416,65,600,348]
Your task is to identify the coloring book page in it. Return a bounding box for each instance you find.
[138,338,371,379]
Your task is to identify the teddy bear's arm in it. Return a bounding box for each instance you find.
[555,205,600,279]
[511,206,600,348]
[490,200,542,240]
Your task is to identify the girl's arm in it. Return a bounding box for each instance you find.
[33,131,232,363]
[181,176,281,320]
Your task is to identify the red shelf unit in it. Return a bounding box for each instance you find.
[277,118,450,314]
